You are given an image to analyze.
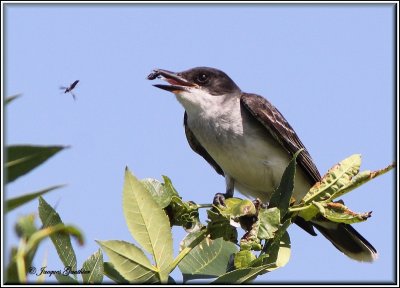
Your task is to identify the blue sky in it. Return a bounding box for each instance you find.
[4,3,396,283]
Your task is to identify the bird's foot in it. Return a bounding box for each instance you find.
[213,192,230,207]
[252,198,268,213]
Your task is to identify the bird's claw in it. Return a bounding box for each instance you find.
[252,198,268,214]
[213,193,228,206]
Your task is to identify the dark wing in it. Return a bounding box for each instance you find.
[241,93,321,184]
[184,112,224,176]
[70,80,79,90]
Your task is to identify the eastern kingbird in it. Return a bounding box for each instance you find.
[148,67,377,262]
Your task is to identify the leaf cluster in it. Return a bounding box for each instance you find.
[5,96,101,284]
[5,95,394,284]
[99,150,394,284]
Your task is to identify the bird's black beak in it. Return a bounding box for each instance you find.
[147,69,196,92]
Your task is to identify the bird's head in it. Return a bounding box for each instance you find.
[148,67,241,112]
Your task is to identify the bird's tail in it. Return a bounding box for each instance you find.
[311,218,378,262]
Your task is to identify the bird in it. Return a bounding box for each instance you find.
[60,80,79,100]
[148,66,377,262]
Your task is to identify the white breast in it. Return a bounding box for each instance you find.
[176,89,311,202]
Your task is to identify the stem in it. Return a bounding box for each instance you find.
[196,203,214,209]
[16,239,27,283]
[25,224,75,252]
[164,229,208,274]
[288,204,311,212]
[159,273,169,284]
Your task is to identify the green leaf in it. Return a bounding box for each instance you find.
[6,145,67,183]
[257,207,280,240]
[141,178,173,208]
[162,175,180,197]
[269,149,302,217]
[168,229,208,277]
[234,250,256,269]
[297,161,394,221]
[140,176,179,208]
[141,177,200,230]
[15,214,37,239]
[26,224,83,252]
[251,231,291,270]
[103,262,128,284]
[97,240,158,283]
[329,162,395,201]
[219,198,257,219]
[261,217,292,255]
[11,223,82,283]
[270,231,291,268]
[5,247,20,283]
[313,201,372,224]
[5,185,65,213]
[7,215,46,284]
[38,197,77,272]
[82,249,104,284]
[297,203,319,221]
[209,198,256,244]
[122,168,173,278]
[166,196,200,230]
[207,209,238,242]
[178,231,238,282]
[5,94,21,105]
[302,154,361,204]
[211,263,275,284]
[55,274,78,284]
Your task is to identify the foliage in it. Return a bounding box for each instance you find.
[5,95,101,284]
[98,152,394,283]
[6,145,68,184]
[295,154,395,222]
[6,95,394,283]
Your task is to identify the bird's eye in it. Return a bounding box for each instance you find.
[196,73,209,84]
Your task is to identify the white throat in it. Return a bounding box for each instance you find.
[174,87,312,203]
[175,88,241,118]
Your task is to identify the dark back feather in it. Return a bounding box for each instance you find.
[240,93,321,184]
